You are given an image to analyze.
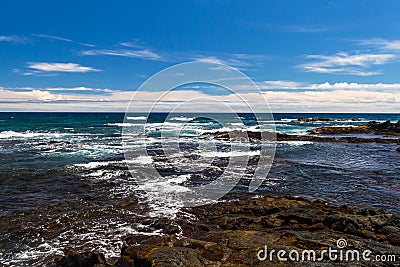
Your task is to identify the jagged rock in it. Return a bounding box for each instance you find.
[51,196,400,266]
[295,117,333,122]
[51,249,106,267]
[203,130,400,144]
[309,120,400,136]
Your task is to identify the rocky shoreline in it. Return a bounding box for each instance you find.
[50,119,400,266]
[205,130,400,145]
[53,195,400,266]
[308,120,400,136]
[203,120,400,152]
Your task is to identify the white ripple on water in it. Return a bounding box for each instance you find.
[72,156,153,170]
[0,131,97,139]
[126,116,147,120]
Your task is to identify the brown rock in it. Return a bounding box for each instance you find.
[52,249,106,267]
[295,117,333,122]
[309,120,400,136]
[52,196,400,266]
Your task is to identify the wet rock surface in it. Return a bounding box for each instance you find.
[52,196,400,266]
[203,130,400,144]
[294,117,334,122]
[309,120,400,136]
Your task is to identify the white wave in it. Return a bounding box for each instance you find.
[199,127,235,133]
[247,125,276,131]
[74,161,118,169]
[259,120,278,123]
[3,218,164,266]
[140,175,191,194]
[74,156,152,170]
[0,131,97,139]
[136,174,193,218]
[82,170,126,180]
[273,123,294,127]
[126,155,153,164]
[0,131,65,139]
[278,141,313,146]
[126,116,147,120]
[169,116,194,121]
[146,122,181,126]
[200,150,260,158]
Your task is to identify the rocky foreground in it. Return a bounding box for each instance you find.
[52,196,400,266]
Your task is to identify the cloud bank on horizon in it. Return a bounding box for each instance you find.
[1,0,400,112]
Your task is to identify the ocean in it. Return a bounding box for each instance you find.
[0,112,399,266]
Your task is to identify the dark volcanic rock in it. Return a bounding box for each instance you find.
[309,120,400,136]
[295,117,334,122]
[53,196,400,266]
[397,147,400,153]
[51,249,107,267]
[203,130,400,144]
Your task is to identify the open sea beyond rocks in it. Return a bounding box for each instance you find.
[0,112,399,266]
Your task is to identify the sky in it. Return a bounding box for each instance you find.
[1,0,400,112]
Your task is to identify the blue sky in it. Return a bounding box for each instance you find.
[1,0,400,112]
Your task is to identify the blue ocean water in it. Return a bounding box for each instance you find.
[0,112,399,265]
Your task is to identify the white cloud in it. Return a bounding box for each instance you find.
[298,52,396,76]
[82,49,161,60]
[360,38,400,52]
[193,54,266,68]
[306,82,400,91]
[255,81,400,92]
[119,41,143,48]
[81,40,265,68]
[27,62,101,73]
[194,56,247,67]
[283,25,326,33]
[3,86,113,93]
[264,90,400,103]
[34,34,94,47]
[0,35,29,43]
[273,24,327,33]
[0,85,399,112]
[257,80,307,89]
[0,88,63,101]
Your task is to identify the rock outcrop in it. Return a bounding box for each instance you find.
[203,130,400,144]
[52,196,400,266]
[51,249,106,267]
[295,117,334,122]
[309,120,400,136]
